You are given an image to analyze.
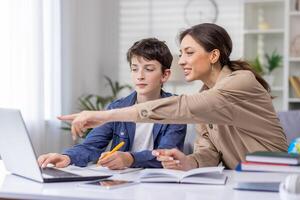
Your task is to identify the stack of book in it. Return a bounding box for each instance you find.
[236,151,300,173]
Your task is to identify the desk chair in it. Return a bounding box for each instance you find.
[278,110,300,144]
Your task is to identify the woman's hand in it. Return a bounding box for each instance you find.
[97,151,134,170]
[152,148,197,171]
[58,110,109,140]
[58,106,138,141]
[37,153,71,168]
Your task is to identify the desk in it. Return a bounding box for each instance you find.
[0,161,288,200]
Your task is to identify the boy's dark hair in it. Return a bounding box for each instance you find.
[126,38,173,72]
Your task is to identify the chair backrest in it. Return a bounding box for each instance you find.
[183,125,196,154]
[277,110,300,144]
[182,110,300,154]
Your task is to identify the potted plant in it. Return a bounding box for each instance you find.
[62,76,132,137]
[264,50,283,86]
[250,50,283,86]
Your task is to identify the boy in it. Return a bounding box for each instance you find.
[38,38,186,169]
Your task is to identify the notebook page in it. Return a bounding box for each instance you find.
[87,164,143,174]
[140,168,186,179]
[181,167,224,179]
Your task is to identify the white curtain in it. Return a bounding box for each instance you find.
[0,0,61,155]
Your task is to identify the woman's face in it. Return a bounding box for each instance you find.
[130,56,169,96]
[179,34,212,82]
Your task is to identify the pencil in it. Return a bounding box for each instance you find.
[97,141,125,166]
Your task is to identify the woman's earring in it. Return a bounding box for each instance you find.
[210,63,214,71]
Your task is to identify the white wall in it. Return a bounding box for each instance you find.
[61,0,120,115]
[47,0,120,153]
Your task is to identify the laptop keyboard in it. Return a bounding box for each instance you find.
[42,167,79,178]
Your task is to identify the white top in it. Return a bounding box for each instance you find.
[131,123,154,152]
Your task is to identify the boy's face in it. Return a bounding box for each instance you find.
[130,56,169,96]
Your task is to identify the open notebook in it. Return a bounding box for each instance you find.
[56,164,143,176]
[87,165,143,174]
[139,167,227,185]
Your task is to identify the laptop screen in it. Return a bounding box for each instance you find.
[0,108,44,182]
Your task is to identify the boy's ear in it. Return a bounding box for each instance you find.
[161,69,171,83]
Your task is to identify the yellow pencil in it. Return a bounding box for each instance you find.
[97,141,125,166]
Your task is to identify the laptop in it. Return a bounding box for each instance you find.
[0,108,111,183]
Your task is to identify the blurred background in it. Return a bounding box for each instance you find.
[0,0,299,155]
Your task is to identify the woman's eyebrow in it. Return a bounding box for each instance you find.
[180,46,193,52]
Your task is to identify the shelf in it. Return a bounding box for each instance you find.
[244,0,283,4]
[243,0,292,111]
[244,29,284,34]
[290,57,300,62]
[289,98,300,103]
[290,11,300,16]
[271,86,283,92]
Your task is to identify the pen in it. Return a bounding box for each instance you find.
[97,141,125,166]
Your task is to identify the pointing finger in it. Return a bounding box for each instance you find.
[57,114,78,121]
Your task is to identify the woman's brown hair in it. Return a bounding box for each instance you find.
[179,23,271,93]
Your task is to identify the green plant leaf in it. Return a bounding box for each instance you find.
[95,95,111,110]
[104,76,117,97]
[104,75,132,98]
[84,95,97,110]
[78,97,93,110]
[61,121,71,131]
[250,56,264,75]
[61,127,71,131]
[265,50,282,74]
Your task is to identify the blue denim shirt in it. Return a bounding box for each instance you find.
[63,90,187,168]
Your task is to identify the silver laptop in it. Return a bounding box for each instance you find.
[0,108,111,183]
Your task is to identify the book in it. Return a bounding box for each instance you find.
[233,181,280,192]
[237,161,300,173]
[245,151,300,165]
[289,76,300,98]
[138,167,227,185]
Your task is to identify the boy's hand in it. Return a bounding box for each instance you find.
[38,153,71,168]
[97,151,134,170]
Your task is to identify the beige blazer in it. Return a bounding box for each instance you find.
[134,66,288,169]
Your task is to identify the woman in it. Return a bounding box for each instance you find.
[59,23,287,170]
[38,38,186,169]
